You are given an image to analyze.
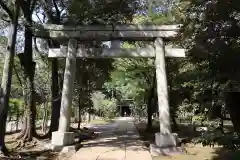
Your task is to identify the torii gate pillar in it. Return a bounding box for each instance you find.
[34,24,185,152]
[153,38,179,150]
[51,39,78,146]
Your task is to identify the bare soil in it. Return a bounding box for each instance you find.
[4,122,100,160]
[136,121,240,160]
[4,132,69,160]
[153,144,240,160]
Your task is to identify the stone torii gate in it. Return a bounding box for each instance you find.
[35,24,185,151]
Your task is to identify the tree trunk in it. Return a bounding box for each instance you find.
[42,103,48,134]
[0,3,19,155]
[17,16,37,142]
[77,96,81,129]
[16,105,19,131]
[169,96,178,130]
[146,73,156,130]
[48,59,61,137]
[147,93,153,130]
[17,84,27,138]
[225,92,240,133]
[8,111,12,122]
[44,0,62,137]
[171,111,178,130]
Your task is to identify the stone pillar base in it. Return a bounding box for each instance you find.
[51,131,75,146]
[44,143,82,153]
[150,144,185,156]
[155,132,179,148]
[150,133,183,156]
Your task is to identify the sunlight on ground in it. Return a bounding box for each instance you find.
[152,144,240,160]
[153,145,217,160]
[136,121,240,160]
[89,118,113,125]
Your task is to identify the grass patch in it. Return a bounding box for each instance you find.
[89,118,114,125]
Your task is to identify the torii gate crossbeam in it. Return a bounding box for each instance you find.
[34,24,185,154]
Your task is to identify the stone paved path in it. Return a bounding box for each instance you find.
[69,117,152,160]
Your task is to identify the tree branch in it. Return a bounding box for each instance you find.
[0,0,13,20]
[52,0,60,18]
[33,36,41,53]
[35,13,44,24]
[60,0,65,12]
[1,16,10,23]
[17,0,29,17]
[13,63,24,88]
[40,0,54,22]
[30,0,37,12]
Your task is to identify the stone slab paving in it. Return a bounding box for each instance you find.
[69,117,152,160]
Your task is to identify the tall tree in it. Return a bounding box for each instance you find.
[16,0,37,142]
[180,0,240,132]
[39,0,65,138]
[0,0,20,155]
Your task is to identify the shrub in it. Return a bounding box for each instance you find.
[192,130,240,150]
[91,91,117,119]
[8,98,24,120]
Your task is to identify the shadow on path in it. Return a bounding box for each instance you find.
[70,117,152,160]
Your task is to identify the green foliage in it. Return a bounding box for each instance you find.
[104,58,155,117]
[104,1,190,118]
[91,91,117,119]
[8,98,24,120]
[192,114,205,124]
[193,131,240,150]
[0,36,7,45]
[181,0,240,88]
[36,103,51,120]
[66,0,139,25]
[1,0,240,154]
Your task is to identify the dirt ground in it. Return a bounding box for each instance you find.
[5,132,72,160]
[4,119,240,160]
[136,122,240,160]
[153,144,240,160]
[3,119,111,160]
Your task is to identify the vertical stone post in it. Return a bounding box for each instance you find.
[154,38,178,148]
[111,40,121,117]
[51,39,78,146]
[58,39,77,132]
[155,38,171,134]
[111,28,121,48]
[111,40,121,48]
